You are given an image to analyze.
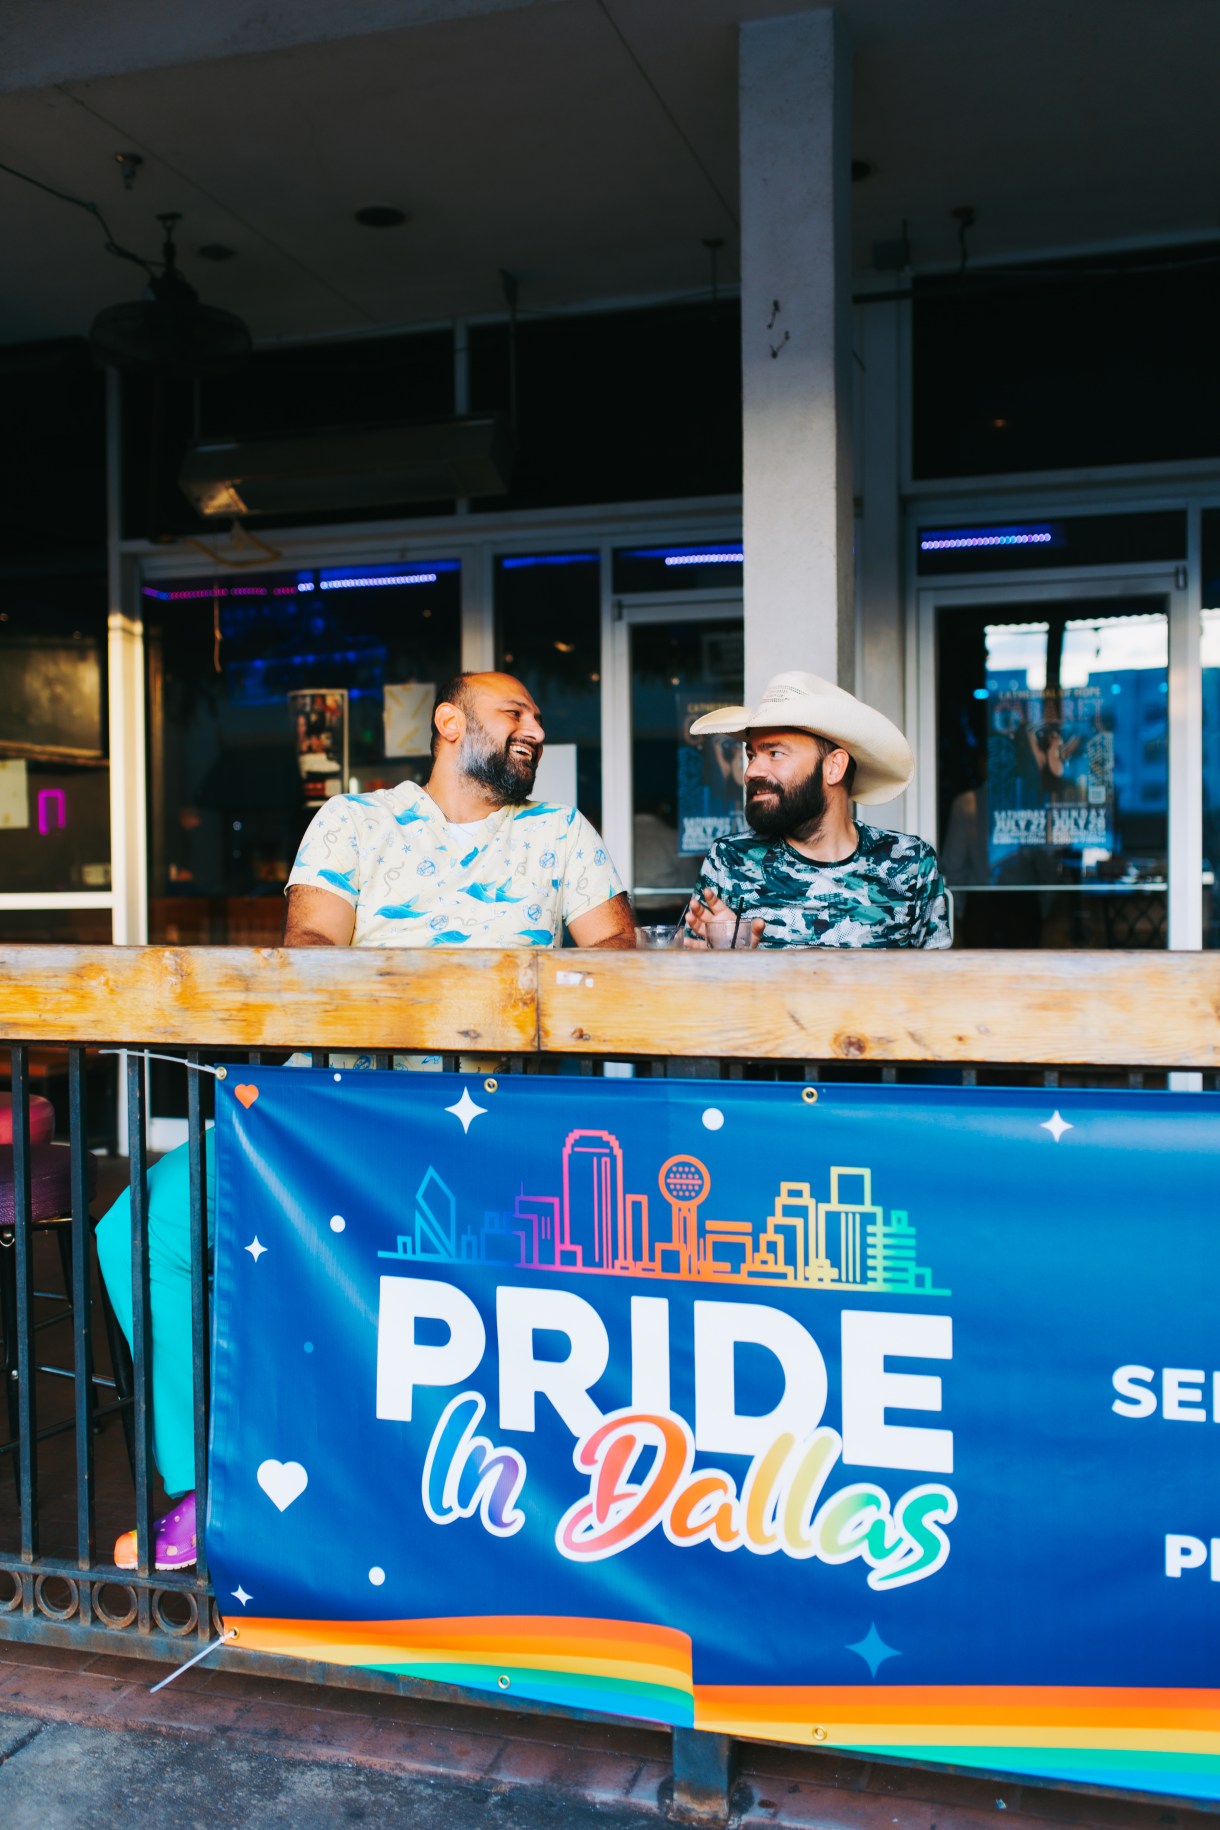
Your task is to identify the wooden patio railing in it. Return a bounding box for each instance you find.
[0,944,1216,1823]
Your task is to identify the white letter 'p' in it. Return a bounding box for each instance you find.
[376,1276,485,1422]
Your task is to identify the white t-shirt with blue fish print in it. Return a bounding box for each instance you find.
[287,781,623,948]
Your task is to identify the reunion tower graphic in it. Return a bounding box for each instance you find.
[655,1155,710,1278]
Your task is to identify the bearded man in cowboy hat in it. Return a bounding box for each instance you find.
[681,671,950,949]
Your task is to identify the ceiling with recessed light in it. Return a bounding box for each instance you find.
[0,0,1217,347]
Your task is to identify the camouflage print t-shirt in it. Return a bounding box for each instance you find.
[691,823,951,949]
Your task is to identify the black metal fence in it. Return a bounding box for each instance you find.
[0,1036,1192,1816]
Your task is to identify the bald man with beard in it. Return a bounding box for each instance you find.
[285,670,635,950]
[98,671,633,1577]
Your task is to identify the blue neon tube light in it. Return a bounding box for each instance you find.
[919,524,1059,553]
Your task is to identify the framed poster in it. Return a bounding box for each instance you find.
[289,689,348,809]
[987,686,1115,872]
[676,696,746,857]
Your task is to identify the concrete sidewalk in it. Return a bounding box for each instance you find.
[0,1713,657,1830]
[0,1639,1213,1830]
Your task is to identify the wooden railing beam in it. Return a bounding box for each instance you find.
[0,946,1216,1067]
[0,946,537,1053]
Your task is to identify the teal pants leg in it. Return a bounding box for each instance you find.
[96,1134,215,1498]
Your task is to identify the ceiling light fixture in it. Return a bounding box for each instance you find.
[0,157,251,378]
[90,213,251,378]
[114,152,144,192]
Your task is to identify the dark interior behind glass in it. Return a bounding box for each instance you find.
[937,596,1168,948]
[145,566,460,944]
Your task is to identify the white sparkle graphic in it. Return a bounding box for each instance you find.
[244,1237,267,1262]
[446,1087,488,1134]
[1041,1110,1073,1144]
[368,1566,386,1586]
[701,1108,724,1132]
[330,1215,346,1234]
[231,1585,252,1608]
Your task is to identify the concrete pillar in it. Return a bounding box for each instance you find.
[739,7,853,702]
[855,294,908,826]
[105,370,148,946]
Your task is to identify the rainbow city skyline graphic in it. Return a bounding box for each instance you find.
[378,1125,945,1294]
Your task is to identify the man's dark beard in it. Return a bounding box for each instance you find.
[745,757,826,840]
[460,722,539,805]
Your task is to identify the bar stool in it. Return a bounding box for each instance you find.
[0,1094,132,1491]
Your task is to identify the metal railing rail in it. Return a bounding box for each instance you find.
[1,943,1217,1820]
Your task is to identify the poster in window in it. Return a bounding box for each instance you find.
[384,682,436,759]
[987,686,1114,872]
[0,759,29,829]
[289,689,348,809]
[676,697,746,857]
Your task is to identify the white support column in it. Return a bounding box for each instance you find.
[855,298,903,726]
[855,294,909,828]
[105,369,148,946]
[461,544,497,674]
[739,7,853,701]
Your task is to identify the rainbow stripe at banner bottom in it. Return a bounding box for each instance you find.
[231,1614,696,1724]
[228,1616,1220,1802]
[696,1683,1220,1801]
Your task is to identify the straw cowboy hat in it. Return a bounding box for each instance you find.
[689,670,914,804]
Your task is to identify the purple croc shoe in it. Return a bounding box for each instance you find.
[114,1491,197,1571]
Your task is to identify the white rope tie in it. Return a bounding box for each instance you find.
[149,1627,238,1692]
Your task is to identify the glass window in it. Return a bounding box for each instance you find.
[1201,507,1220,949]
[915,512,1185,576]
[937,596,1168,948]
[630,616,745,921]
[469,302,741,511]
[612,542,743,595]
[0,588,111,896]
[912,251,1220,479]
[0,909,113,944]
[493,553,602,829]
[1204,608,1220,949]
[145,563,460,944]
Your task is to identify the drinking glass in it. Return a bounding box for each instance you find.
[635,924,677,949]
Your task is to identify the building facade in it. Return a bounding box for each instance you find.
[1,0,1217,968]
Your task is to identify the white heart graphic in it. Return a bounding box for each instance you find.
[256,1458,309,1512]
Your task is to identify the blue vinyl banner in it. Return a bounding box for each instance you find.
[209,1069,1220,1799]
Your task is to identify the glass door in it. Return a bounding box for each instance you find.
[607,597,745,926]
[925,580,1183,948]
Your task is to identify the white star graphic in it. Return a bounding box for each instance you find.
[244,1236,268,1262]
[231,1585,252,1608]
[1041,1110,1073,1144]
[445,1087,488,1135]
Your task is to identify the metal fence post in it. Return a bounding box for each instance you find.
[669,1728,737,1824]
